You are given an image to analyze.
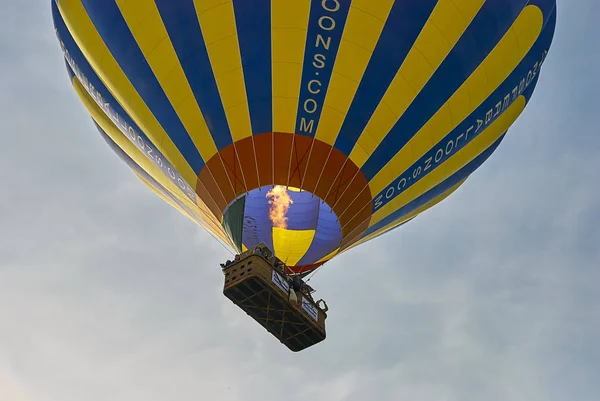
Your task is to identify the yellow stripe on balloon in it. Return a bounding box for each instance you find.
[72,77,230,244]
[349,0,486,167]
[194,0,252,142]
[369,96,526,229]
[368,5,543,197]
[56,0,200,191]
[116,0,219,162]
[272,228,315,267]
[272,0,311,133]
[314,0,395,146]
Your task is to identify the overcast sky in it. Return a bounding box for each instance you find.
[1,1,599,401]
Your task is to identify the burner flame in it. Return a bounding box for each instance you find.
[266,186,293,229]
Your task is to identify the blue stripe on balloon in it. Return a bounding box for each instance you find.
[360,0,530,180]
[333,0,439,155]
[530,0,558,24]
[284,191,321,231]
[294,0,351,137]
[79,0,205,173]
[297,201,342,266]
[155,0,234,151]
[232,0,273,135]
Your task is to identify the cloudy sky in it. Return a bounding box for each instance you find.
[1,1,598,401]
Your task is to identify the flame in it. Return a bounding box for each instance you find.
[266,185,294,229]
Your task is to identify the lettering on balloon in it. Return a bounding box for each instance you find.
[57,35,198,205]
[296,0,349,136]
[373,49,549,211]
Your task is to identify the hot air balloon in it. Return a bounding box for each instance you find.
[52,0,557,350]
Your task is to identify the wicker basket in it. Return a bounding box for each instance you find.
[223,253,327,352]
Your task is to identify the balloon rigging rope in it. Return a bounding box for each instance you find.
[305,265,322,283]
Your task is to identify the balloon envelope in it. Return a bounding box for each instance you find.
[52,0,557,273]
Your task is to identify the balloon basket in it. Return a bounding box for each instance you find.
[222,249,327,352]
